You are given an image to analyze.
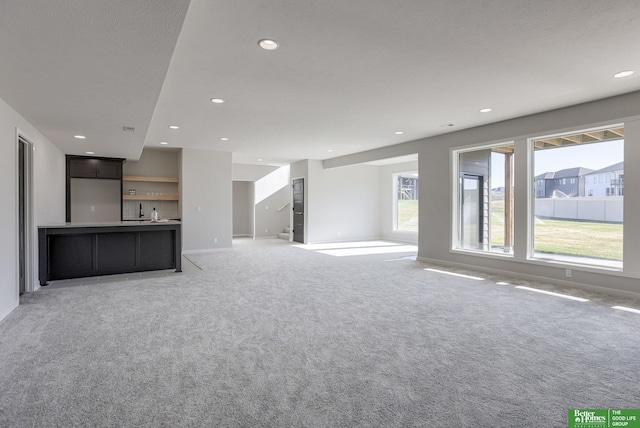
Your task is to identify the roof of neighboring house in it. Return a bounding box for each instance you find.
[584,161,624,175]
[552,167,594,178]
[535,172,555,180]
[535,167,593,180]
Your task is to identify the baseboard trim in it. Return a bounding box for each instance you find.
[0,302,19,325]
[416,256,640,301]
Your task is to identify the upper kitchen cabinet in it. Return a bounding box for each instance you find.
[67,156,124,179]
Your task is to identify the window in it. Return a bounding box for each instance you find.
[454,142,514,254]
[393,172,418,232]
[530,125,623,269]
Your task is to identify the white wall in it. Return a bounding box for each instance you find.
[124,148,179,177]
[181,148,232,252]
[380,161,419,243]
[253,166,290,238]
[325,91,640,298]
[254,186,290,238]
[232,164,278,181]
[307,160,381,243]
[0,95,65,322]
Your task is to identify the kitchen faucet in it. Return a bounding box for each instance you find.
[139,203,144,218]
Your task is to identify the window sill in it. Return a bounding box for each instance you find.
[450,248,514,260]
[527,254,623,273]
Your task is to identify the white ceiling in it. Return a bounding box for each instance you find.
[1,0,640,165]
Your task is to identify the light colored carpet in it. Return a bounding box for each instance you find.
[0,238,638,427]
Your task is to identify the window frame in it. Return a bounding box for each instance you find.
[451,140,515,258]
[526,123,624,270]
[392,170,419,234]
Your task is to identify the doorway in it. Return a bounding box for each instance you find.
[18,135,33,294]
[292,178,304,243]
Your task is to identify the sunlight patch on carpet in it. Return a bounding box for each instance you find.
[425,268,484,281]
[515,286,589,302]
[317,245,418,257]
[612,306,640,314]
[293,241,401,251]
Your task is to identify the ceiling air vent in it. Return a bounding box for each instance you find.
[122,126,136,133]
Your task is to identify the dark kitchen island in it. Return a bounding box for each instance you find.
[38,221,181,286]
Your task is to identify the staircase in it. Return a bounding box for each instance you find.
[278,227,291,240]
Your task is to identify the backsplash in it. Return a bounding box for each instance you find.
[123,200,179,220]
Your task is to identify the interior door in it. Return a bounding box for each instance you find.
[292,178,304,243]
[18,140,25,294]
[460,174,483,250]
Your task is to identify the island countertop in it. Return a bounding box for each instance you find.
[38,220,181,229]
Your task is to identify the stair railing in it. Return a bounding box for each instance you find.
[277,201,290,211]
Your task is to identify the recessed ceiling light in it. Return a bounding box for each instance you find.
[394,131,404,135]
[220,137,229,141]
[160,141,168,145]
[327,149,334,153]
[85,151,94,155]
[480,108,492,113]
[168,125,180,129]
[614,70,634,78]
[258,39,279,50]
[257,158,263,162]
[74,135,86,139]
[210,98,224,104]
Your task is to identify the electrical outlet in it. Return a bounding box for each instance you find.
[90,205,95,212]
[337,231,341,236]
[265,229,268,233]
[213,237,217,243]
[565,269,572,278]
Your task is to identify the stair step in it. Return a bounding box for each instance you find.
[283,227,291,233]
[277,232,290,240]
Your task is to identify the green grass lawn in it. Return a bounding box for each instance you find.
[402,197,622,260]
[491,199,621,260]
[397,200,418,232]
[490,199,505,247]
[534,217,622,261]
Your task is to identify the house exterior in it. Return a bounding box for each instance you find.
[534,167,593,198]
[534,172,554,198]
[584,162,624,196]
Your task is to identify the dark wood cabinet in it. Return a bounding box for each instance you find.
[38,222,182,285]
[68,156,122,179]
[68,157,97,178]
[95,160,122,179]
